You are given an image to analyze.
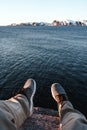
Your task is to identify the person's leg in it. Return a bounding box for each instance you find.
[0,94,28,130]
[0,79,36,130]
[51,83,87,130]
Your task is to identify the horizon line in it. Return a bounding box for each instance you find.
[0,19,87,26]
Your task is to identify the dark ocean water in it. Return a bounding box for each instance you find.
[0,26,87,116]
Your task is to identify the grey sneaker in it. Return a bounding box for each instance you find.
[21,79,36,116]
[51,83,68,105]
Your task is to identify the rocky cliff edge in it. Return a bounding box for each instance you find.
[20,107,60,130]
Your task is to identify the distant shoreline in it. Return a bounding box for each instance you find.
[8,20,87,27]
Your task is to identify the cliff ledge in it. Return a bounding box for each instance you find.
[20,107,60,130]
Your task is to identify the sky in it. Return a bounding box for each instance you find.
[0,0,87,25]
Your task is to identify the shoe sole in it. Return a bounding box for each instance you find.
[29,80,36,116]
[51,86,57,102]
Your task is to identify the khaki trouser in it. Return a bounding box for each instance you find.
[0,94,29,130]
[59,101,87,130]
[0,95,87,130]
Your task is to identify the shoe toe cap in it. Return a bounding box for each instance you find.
[51,83,66,96]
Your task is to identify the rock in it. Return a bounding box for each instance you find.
[20,107,60,130]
